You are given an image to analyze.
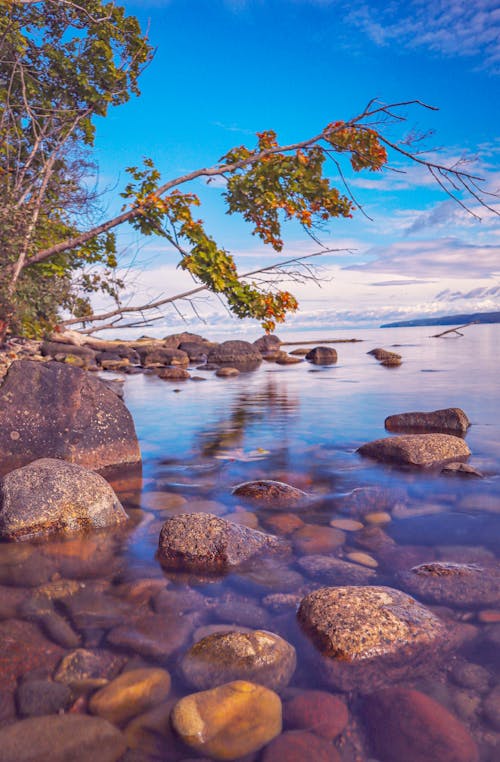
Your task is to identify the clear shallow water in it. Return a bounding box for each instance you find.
[1,324,499,760]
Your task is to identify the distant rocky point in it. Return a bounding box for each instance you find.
[381,311,500,328]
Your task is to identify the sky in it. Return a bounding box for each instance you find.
[90,0,500,336]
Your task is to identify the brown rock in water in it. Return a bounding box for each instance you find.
[171,680,282,760]
[178,341,213,361]
[0,360,141,474]
[158,513,290,572]
[179,630,296,692]
[357,433,471,468]
[54,648,124,688]
[208,340,262,369]
[362,687,479,762]
[297,555,377,585]
[41,341,96,367]
[107,612,197,660]
[157,367,190,381]
[297,586,450,692]
[284,690,348,740]
[89,668,171,725]
[0,714,127,762]
[0,619,63,690]
[385,407,470,435]
[293,524,345,554]
[253,334,281,353]
[275,351,303,365]
[142,347,189,367]
[232,480,308,505]
[261,730,341,762]
[368,347,402,361]
[305,346,338,364]
[215,367,239,377]
[0,459,127,541]
[397,561,500,608]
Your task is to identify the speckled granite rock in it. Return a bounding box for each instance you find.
[158,513,290,572]
[397,561,500,608]
[232,480,308,505]
[179,630,296,692]
[0,360,140,474]
[385,407,470,435]
[305,346,338,365]
[297,586,451,692]
[357,434,471,468]
[0,459,127,541]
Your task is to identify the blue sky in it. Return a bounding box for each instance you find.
[91,0,500,335]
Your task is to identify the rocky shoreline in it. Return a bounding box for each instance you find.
[0,333,498,760]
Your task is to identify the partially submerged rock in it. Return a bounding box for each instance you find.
[232,480,308,506]
[368,348,401,361]
[171,680,282,760]
[305,346,338,365]
[0,360,141,474]
[179,630,296,692]
[157,367,190,381]
[397,561,500,608]
[0,459,127,541]
[357,433,471,468]
[207,340,262,369]
[385,407,470,435]
[297,585,450,691]
[158,513,290,572]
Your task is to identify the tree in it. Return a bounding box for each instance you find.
[1,2,497,343]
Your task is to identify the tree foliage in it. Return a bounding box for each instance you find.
[0,2,496,341]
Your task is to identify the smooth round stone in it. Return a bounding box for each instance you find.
[232,480,308,506]
[364,512,391,525]
[362,687,479,762]
[215,367,240,377]
[0,714,127,762]
[157,367,190,380]
[179,630,296,692]
[261,730,341,761]
[264,513,305,535]
[385,407,470,435]
[228,510,259,529]
[345,551,378,569]
[124,700,176,758]
[140,492,187,512]
[89,668,171,725]
[478,610,500,623]
[293,525,345,554]
[329,519,363,532]
[171,680,282,760]
[284,690,348,739]
[16,679,72,718]
[450,661,491,694]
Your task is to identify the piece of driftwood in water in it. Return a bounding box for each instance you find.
[432,321,479,338]
[281,338,363,345]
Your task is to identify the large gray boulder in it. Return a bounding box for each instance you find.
[158,513,290,572]
[0,360,141,474]
[0,458,127,541]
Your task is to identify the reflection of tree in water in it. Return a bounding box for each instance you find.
[199,379,299,458]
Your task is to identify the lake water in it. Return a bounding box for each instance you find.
[1,324,499,760]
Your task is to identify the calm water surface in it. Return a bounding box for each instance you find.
[3,325,500,760]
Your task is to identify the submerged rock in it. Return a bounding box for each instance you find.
[362,687,479,762]
[397,561,500,608]
[0,459,127,541]
[298,555,377,585]
[0,359,141,474]
[179,630,296,692]
[261,730,341,762]
[158,513,290,572]
[284,690,348,739]
[357,433,471,468]
[297,586,450,691]
[171,680,282,760]
[305,346,338,365]
[385,407,470,435]
[89,668,171,725]
[0,714,127,762]
[368,348,401,361]
[232,480,308,505]
[275,351,303,365]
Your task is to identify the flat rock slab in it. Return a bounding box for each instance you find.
[179,630,296,692]
[171,680,282,760]
[0,458,127,541]
[357,434,471,468]
[0,360,140,474]
[0,714,126,762]
[158,513,290,573]
[297,586,450,692]
[385,407,470,435]
[397,561,500,608]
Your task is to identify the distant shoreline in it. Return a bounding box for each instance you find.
[381,311,500,328]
